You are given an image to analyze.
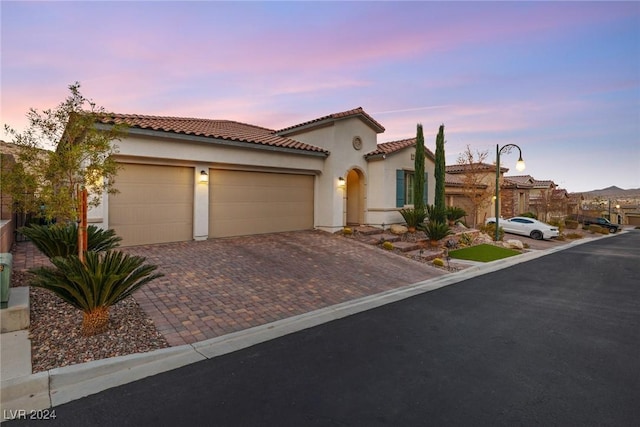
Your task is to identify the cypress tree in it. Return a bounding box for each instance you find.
[414,123,425,211]
[434,124,446,223]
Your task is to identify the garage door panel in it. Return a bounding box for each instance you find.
[210,170,313,238]
[110,164,193,246]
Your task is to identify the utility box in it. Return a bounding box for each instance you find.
[0,253,12,309]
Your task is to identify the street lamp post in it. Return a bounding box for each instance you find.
[495,144,526,241]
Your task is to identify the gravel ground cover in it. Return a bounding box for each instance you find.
[11,270,169,373]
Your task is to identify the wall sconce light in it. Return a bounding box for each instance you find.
[199,170,209,183]
[338,177,346,188]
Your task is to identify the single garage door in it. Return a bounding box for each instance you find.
[209,170,313,238]
[109,164,193,246]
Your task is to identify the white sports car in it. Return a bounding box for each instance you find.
[485,217,559,240]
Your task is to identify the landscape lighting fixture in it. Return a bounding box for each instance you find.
[495,144,525,241]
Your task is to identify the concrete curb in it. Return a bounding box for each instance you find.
[0,233,616,416]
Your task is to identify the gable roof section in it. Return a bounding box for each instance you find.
[98,114,329,156]
[507,175,555,189]
[276,107,385,136]
[446,162,508,174]
[503,176,534,189]
[444,173,488,188]
[364,137,435,160]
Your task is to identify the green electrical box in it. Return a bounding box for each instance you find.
[0,253,12,309]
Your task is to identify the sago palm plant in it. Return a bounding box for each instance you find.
[29,251,163,336]
[20,223,121,259]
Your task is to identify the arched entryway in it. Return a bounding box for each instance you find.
[346,169,365,226]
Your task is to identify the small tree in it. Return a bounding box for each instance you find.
[433,124,446,223]
[414,123,425,211]
[456,145,494,228]
[2,82,127,259]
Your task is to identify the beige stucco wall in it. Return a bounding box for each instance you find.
[95,133,325,237]
[93,117,437,239]
[283,118,379,232]
[367,149,436,227]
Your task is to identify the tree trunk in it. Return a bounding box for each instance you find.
[77,188,88,263]
[81,306,110,336]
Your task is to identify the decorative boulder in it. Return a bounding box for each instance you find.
[505,239,524,250]
[476,233,494,244]
[390,224,408,235]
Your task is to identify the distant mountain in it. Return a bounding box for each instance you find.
[577,186,640,198]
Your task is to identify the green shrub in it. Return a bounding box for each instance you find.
[432,258,445,267]
[565,219,579,229]
[446,206,467,224]
[20,223,122,259]
[383,241,394,250]
[549,219,564,232]
[420,221,453,242]
[29,251,163,336]
[399,208,427,229]
[426,204,446,224]
[480,223,505,241]
[520,212,537,219]
[459,233,474,246]
[588,224,607,234]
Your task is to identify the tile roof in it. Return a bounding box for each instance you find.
[276,107,385,135]
[364,137,435,160]
[445,173,488,188]
[99,114,329,155]
[503,176,534,188]
[446,162,508,173]
[507,175,555,188]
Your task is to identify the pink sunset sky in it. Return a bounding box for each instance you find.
[2,1,638,193]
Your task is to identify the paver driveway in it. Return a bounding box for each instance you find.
[124,230,446,346]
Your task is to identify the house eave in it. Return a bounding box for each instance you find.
[96,123,330,158]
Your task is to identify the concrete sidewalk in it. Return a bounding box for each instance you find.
[0,234,610,418]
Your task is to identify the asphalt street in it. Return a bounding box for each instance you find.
[7,232,640,426]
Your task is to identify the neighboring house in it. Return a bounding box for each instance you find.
[506,175,578,221]
[443,173,487,226]
[87,107,436,246]
[444,162,508,226]
[502,176,533,218]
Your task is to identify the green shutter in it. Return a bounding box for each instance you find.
[396,170,405,207]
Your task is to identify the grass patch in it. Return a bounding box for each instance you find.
[448,244,520,263]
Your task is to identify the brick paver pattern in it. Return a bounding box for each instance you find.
[13,230,446,346]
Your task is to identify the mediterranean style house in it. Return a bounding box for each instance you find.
[444,162,509,227]
[85,107,436,246]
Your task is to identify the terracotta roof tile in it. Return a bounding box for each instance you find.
[446,162,507,173]
[507,175,555,188]
[99,114,329,155]
[276,107,385,134]
[364,137,435,159]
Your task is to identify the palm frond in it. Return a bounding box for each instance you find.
[29,251,163,312]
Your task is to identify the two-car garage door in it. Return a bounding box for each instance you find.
[209,170,314,238]
[109,164,314,246]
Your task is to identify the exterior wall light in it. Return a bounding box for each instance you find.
[199,170,209,183]
[338,177,346,188]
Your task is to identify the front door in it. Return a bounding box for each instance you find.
[346,169,362,225]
